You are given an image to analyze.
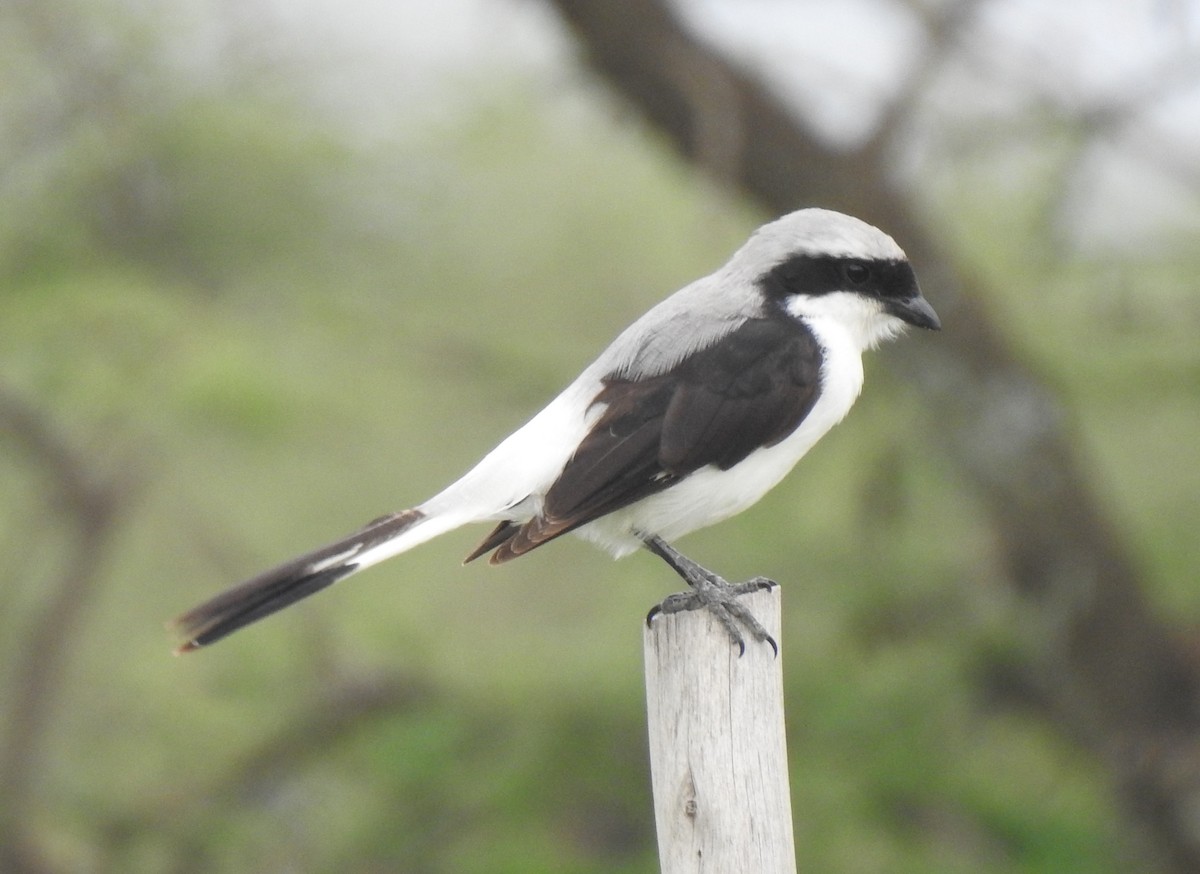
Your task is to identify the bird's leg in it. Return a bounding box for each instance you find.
[640,534,778,657]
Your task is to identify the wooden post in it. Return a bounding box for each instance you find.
[643,586,796,874]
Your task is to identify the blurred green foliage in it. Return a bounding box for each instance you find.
[2,2,1197,872]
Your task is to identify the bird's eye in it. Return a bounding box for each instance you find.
[844,263,870,284]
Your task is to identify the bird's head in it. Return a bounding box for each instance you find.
[735,208,940,349]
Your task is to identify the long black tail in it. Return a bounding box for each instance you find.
[171,509,424,653]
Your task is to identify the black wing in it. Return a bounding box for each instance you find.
[480,316,823,562]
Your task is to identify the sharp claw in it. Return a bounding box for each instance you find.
[641,535,779,655]
[646,583,779,653]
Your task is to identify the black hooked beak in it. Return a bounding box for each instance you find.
[887,293,941,331]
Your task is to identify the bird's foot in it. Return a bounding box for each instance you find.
[646,574,779,657]
[641,534,779,657]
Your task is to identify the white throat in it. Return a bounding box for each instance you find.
[783,291,906,352]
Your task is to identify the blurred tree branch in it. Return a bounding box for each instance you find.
[206,674,433,807]
[542,0,1200,870]
[97,673,435,874]
[0,385,142,874]
[866,0,986,157]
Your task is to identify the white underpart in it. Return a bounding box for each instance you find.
[577,292,904,556]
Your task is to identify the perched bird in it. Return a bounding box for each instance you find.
[172,208,939,655]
